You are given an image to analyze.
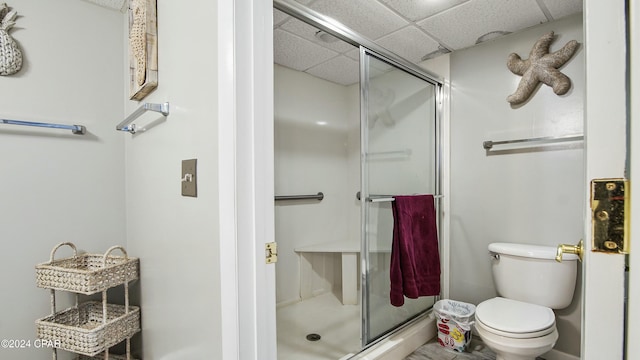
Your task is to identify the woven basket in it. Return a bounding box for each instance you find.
[76,353,138,360]
[36,301,140,357]
[36,243,139,295]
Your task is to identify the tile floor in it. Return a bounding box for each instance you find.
[404,339,496,360]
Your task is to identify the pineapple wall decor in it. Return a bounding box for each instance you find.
[0,3,22,76]
[129,0,157,101]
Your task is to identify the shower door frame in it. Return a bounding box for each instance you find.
[273,0,446,352]
[359,46,443,347]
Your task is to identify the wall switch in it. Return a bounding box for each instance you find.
[181,159,197,197]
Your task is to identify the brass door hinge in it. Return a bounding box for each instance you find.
[591,179,629,254]
[266,242,278,264]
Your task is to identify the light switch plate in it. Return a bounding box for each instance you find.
[182,159,197,197]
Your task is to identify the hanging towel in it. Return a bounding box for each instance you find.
[390,195,441,307]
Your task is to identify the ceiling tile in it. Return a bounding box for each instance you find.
[274,29,339,72]
[308,0,409,40]
[273,0,582,86]
[345,48,360,61]
[274,0,316,27]
[376,26,441,64]
[379,0,470,22]
[274,9,290,27]
[417,0,547,50]
[306,56,360,86]
[280,17,356,54]
[540,0,583,20]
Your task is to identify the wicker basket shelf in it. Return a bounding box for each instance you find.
[35,242,141,359]
[76,354,139,360]
[36,302,140,356]
[36,242,139,295]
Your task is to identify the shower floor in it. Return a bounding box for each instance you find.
[277,292,360,360]
[277,293,499,360]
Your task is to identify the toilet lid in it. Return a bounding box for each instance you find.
[476,297,555,334]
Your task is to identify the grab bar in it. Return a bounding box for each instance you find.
[275,192,324,201]
[1,118,86,135]
[117,102,170,134]
[355,191,443,202]
[367,149,412,157]
[483,134,583,150]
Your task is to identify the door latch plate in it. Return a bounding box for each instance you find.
[266,242,278,264]
[591,179,629,254]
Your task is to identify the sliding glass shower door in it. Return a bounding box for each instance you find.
[360,47,441,345]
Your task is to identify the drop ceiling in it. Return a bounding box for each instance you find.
[274,0,583,85]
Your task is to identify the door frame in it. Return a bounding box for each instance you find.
[222,0,634,359]
[628,0,639,357]
[582,1,628,358]
[218,0,276,359]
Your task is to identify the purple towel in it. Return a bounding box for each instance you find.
[390,195,441,307]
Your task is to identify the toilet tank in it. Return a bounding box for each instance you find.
[489,242,578,309]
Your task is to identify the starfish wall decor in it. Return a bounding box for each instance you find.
[506,31,579,105]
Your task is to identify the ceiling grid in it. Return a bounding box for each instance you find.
[274,0,583,86]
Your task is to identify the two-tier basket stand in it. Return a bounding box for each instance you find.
[35,242,141,359]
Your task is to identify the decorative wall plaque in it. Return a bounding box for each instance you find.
[506,31,579,106]
[129,0,157,100]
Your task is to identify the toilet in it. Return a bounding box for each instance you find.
[474,242,578,360]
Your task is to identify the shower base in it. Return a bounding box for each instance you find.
[277,292,360,360]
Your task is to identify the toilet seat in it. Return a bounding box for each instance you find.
[476,316,555,339]
[476,297,555,339]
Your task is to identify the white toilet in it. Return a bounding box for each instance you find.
[474,242,578,360]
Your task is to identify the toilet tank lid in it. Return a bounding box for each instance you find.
[488,242,578,261]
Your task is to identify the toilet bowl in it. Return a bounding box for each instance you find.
[474,243,578,360]
[475,297,558,360]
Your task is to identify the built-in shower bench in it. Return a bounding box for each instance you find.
[295,241,360,305]
[294,241,390,306]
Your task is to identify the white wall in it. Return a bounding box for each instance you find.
[582,1,628,357]
[0,1,125,359]
[122,1,222,358]
[274,64,353,304]
[449,14,583,357]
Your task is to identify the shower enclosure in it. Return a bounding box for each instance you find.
[274,0,442,357]
[360,48,441,345]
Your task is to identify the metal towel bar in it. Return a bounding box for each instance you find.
[275,192,324,201]
[483,134,584,150]
[355,191,443,202]
[1,118,86,135]
[117,102,170,134]
[369,194,444,203]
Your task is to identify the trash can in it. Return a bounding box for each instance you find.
[433,299,476,352]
